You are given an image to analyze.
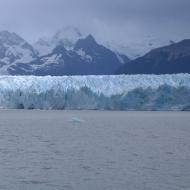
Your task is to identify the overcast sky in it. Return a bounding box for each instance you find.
[0,0,190,44]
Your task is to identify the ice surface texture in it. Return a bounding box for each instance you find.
[0,74,190,110]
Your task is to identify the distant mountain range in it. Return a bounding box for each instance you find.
[0,29,129,75]
[0,28,189,76]
[116,39,190,74]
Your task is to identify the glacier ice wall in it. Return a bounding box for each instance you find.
[0,74,190,110]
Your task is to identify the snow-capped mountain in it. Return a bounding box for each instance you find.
[0,29,128,76]
[1,28,189,76]
[34,27,84,56]
[12,35,128,75]
[0,31,37,74]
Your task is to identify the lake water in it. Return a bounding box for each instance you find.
[0,110,190,190]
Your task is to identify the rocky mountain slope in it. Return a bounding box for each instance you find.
[116,39,190,74]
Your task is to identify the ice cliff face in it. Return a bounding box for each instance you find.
[0,74,190,110]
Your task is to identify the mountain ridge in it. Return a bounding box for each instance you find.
[0,30,128,75]
[116,39,190,75]
[0,29,189,76]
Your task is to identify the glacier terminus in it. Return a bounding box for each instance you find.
[0,74,190,110]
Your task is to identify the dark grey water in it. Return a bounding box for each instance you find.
[0,110,190,190]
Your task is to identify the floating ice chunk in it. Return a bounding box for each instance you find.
[70,117,85,125]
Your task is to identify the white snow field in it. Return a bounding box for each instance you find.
[0,74,190,110]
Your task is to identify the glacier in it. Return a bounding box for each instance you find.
[0,74,190,110]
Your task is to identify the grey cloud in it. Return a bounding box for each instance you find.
[0,0,189,44]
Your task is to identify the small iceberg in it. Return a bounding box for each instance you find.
[70,117,85,125]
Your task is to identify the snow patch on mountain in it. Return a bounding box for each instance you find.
[35,27,85,56]
[42,54,62,64]
[76,49,92,62]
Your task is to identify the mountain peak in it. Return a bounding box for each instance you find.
[85,34,97,43]
[0,30,26,46]
[34,26,84,56]
[116,39,190,75]
[0,31,37,75]
[52,26,83,49]
[74,34,98,51]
